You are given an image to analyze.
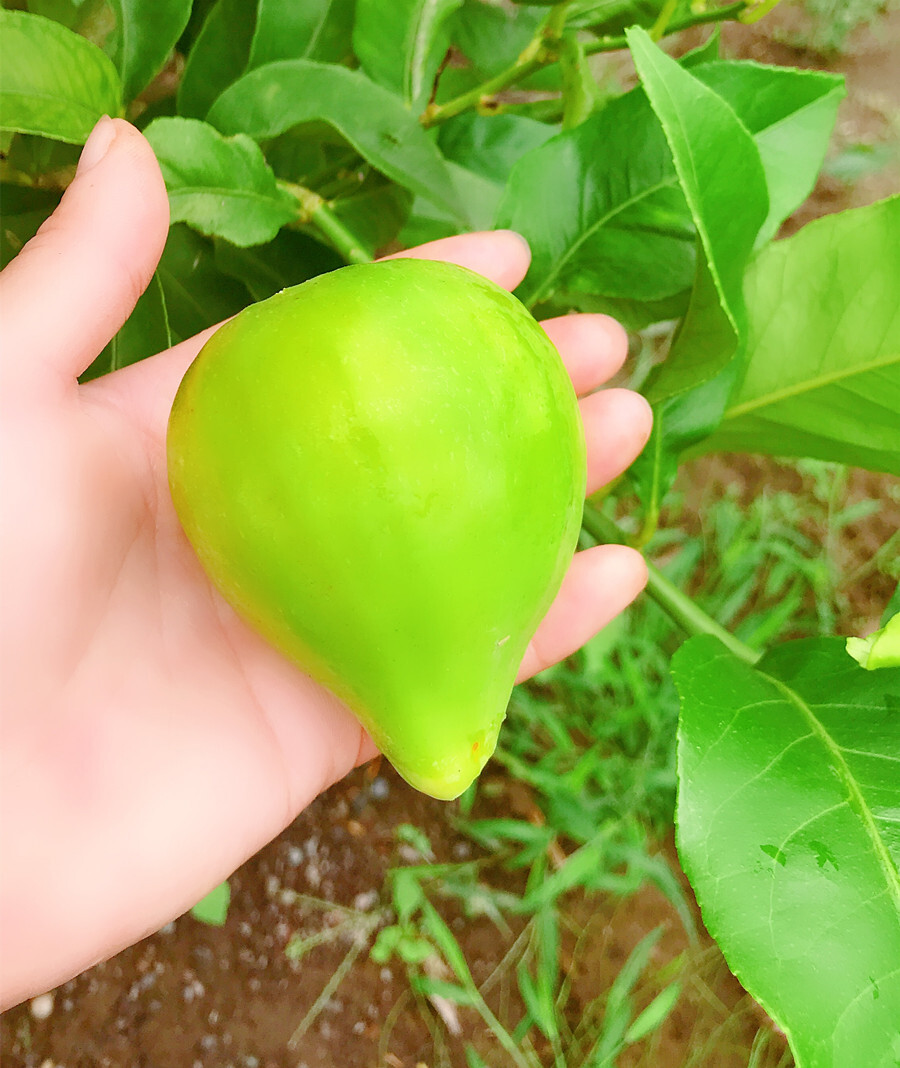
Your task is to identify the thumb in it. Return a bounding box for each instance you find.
[0,117,169,394]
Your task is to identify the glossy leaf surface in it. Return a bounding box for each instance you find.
[0,9,122,143]
[497,87,694,311]
[627,27,768,401]
[248,0,355,68]
[107,0,192,100]
[354,0,464,112]
[208,60,465,220]
[692,60,844,245]
[144,117,298,247]
[705,196,900,474]
[176,0,257,119]
[674,636,900,1067]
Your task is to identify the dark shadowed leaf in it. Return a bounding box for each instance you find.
[248,0,355,68]
[0,184,61,268]
[213,230,343,303]
[156,225,253,342]
[107,0,192,101]
[176,0,256,119]
[84,273,173,381]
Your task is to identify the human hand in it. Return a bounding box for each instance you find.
[0,118,651,1007]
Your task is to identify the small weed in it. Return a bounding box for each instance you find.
[823,142,899,184]
[371,852,681,1067]
[789,0,896,52]
[286,462,871,1064]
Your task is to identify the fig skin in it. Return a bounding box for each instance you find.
[167,259,586,799]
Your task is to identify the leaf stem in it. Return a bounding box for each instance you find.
[280,180,372,265]
[422,1,750,128]
[582,504,761,664]
[582,2,747,57]
[421,2,571,128]
[650,0,680,40]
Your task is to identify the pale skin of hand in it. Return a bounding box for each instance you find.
[0,118,652,1008]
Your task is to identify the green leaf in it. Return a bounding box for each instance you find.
[248,0,355,69]
[692,60,845,246]
[626,359,741,534]
[107,0,192,101]
[515,839,607,911]
[411,975,478,1006]
[176,0,257,120]
[156,224,253,343]
[400,112,555,248]
[25,0,84,31]
[354,0,464,112]
[703,196,900,474]
[497,87,695,311]
[208,60,465,221]
[0,10,122,143]
[559,31,596,130]
[847,613,900,671]
[438,111,556,185]
[396,823,436,860]
[391,868,426,923]
[0,183,60,268]
[397,933,437,965]
[213,230,342,303]
[451,0,543,79]
[144,117,298,247]
[330,182,412,258]
[517,906,561,1041]
[568,0,692,35]
[626,26,769,402]
[465,1047,490,1068]
[420,900,475,984]
[191,880,231,926]
[396,177,481,247]
[623,981,681,1043]
[369,924,402,963]
[626,60,845,509]
[674,635,900,1068]
[679,27,720,67]
[84,271,172,381]
[585,926,665,1064]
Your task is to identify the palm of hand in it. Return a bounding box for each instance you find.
[0,119,650,1006]
[3,355,369,999]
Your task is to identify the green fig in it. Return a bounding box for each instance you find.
[166,259,586,799]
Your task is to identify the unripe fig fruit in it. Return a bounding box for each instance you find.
[167,259,586,799]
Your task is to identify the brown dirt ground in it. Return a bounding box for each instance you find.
[2,7,898,1068]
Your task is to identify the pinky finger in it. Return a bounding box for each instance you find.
[516,545,648,682]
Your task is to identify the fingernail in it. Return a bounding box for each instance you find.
[494,229,531,258]
[76,116,116,177]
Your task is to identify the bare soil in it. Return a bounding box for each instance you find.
[2,8,897,1068]
[1,765,793,1068]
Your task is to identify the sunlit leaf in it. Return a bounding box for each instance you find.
[0,9,122,143]
[675,636,900,1067]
